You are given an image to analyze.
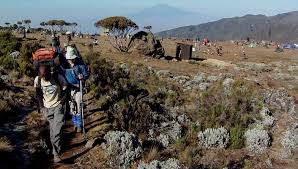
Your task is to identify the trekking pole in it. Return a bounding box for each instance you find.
[80,80,86,139]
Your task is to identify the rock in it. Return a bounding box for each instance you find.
[244,127,270,154]
[104,131,142,168]
[264,89,297,117]
[281,123,298,157]
[223,78,235,95]
[138,158,181,169]
[197,127,229,149]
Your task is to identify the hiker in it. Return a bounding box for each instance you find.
[64,46,89,133]
[35,64,68,163]
[66,31,72,44]
[52,35,61,50]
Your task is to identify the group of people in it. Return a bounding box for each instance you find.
[34,34,89,163]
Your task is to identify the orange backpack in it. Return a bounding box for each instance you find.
[32,48,57,61]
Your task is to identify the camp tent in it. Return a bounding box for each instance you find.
[283,43,296,49]
[247,43,257,48]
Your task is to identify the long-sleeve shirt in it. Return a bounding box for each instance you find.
[65,64,89,87]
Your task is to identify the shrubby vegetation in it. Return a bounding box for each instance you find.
[86,52,185,135]
[0,31,42,77]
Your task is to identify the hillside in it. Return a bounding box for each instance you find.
[157,11,298,42]
[1,31,298,169]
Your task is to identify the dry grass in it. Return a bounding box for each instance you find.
[0,137,14,152]
[25,111,47,128]
[142,147,160,163]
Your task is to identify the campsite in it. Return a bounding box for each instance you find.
[1,1,298,169]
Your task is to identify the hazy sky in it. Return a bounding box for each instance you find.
[2,0,297,13]
[1,0,297,33]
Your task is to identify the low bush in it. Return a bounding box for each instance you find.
[18,41,43,77]
[0,31,21,56]
[87,53,185,136]
[194,80,260,130]
[0,55,18,70]
[229,125,245,149]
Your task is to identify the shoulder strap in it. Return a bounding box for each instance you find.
[37,76,41,88]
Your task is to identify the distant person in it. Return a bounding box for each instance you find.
[35,64,68,163]
[66,31,72,44]
[52,35,61,50]
[64,46,89,133]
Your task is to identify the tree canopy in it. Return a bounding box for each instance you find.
[95,16,138,52]
[95,16,138,32]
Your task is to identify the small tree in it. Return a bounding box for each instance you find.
[46,19,67,33]
[17,21,22,26]
[12,24,18,30]
[23,19,31,29]
[144,25,152,32]
[40,22,45,28]
[95,16,138,52]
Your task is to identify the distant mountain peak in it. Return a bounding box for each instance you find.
[129,4,213,32]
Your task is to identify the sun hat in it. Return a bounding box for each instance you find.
[65,46,78,60]
[66,31,72,35]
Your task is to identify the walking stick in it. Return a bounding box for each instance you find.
[80,80,86,138]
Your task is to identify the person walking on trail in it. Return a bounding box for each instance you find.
[64,46,89,133]
[34,65,68,163]
[66,31,72,44]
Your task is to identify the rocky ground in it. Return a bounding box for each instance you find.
[0,32,298,169]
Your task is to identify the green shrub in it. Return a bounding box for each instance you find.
[0,31,21,56]
[194,80,260,131]
[18,41,43,77]
[229,125,245,149]
[0,55,18,70]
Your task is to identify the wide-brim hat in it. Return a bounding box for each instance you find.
[65,46,78,60]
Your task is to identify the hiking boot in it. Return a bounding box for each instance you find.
[54,154,62,163]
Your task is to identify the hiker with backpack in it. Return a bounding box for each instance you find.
[34,64,68,163]
[64,46,89,133]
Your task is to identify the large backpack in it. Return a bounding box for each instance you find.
[32,47,68,71]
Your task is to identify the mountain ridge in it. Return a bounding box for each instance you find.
[157,11,298,42]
